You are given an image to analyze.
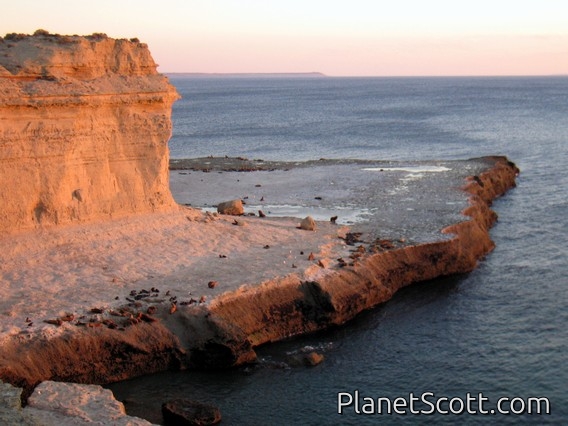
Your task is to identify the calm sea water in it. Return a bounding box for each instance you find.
[109,76,568,424]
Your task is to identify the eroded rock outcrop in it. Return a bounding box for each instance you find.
[208,157,520,347]
[0,32,180,234]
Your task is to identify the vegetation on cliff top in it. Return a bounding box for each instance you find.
[1,30,141,45]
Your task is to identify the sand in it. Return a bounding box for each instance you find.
[0,203,351,343]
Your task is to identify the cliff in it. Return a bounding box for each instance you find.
[0,32,180,234]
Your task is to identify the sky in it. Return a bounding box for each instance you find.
[1,0,567,76]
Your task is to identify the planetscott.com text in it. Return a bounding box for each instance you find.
[337,391,551,417]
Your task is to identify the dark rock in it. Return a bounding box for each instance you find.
[139,313,156,323]
[286,351,325,367]
[72,188,83,202]
[344,232,363,245]
[162,399,221,426]
[473,175,484,187]
[304,351,325,366]
[217,199,244,215]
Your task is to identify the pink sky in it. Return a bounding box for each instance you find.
[156,33,568,76]
[2,0,567,76]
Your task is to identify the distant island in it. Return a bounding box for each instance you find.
[166,72,326,78]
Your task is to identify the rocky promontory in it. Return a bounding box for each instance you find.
[0,33,519,424]
[0,32,179,234]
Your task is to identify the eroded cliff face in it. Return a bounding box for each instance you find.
[0,33,180,234]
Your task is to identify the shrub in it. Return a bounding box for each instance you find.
[4,33,28,41]
[89,32,108,40]
[33,29,50,36]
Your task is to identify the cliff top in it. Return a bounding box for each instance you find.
[0,30,178,107]
[0,30,158,80]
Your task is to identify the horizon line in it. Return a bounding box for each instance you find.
[163,71,568,78]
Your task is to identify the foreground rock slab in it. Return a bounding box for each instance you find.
[0,380,154,425]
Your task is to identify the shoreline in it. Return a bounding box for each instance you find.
[203,156,518,348]
[0,156,518,418]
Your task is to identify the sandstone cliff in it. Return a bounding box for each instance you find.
[0,32,180,234]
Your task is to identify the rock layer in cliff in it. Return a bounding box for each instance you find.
[0,32,180,234]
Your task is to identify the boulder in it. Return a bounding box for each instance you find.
[217,199,244,215]
[299,216,317,231]
[162,399,221,426]
[286,351,325,367]
[303,351,325,366]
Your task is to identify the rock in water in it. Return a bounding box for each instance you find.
[162,399,222,426]
[299,216,317,231]
[286,351,325,367]
[303,351,325,366]
[217,199,244,215]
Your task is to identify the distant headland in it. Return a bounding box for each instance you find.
[166,72,326,78]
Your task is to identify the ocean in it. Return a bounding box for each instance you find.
[108,75,568,424]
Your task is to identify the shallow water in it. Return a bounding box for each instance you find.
[169,158,482,243]
[108,76,568,424]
